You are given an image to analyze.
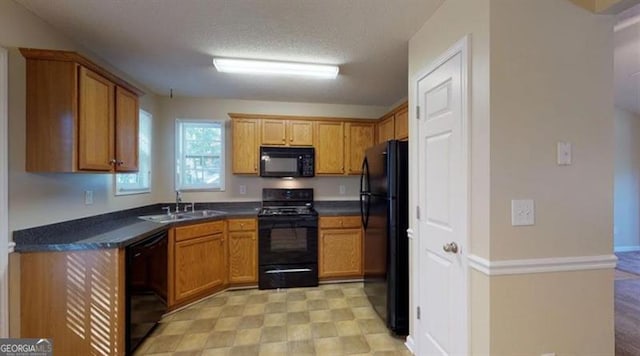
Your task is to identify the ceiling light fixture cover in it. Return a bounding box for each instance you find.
[213,58,339,79]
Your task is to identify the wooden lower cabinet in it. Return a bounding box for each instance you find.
[227,218,258,285]
[169,220,227,308]
[20,249,125,355]
[318,216,363,279]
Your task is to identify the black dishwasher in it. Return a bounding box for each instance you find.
[126,230,168,354]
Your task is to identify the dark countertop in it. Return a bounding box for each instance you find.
[314,200,360,216]
[13,200,360,252]
[13,202,261,252]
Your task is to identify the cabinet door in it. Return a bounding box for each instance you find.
[394,107,408,140]
[174,233,225,303]
[228,230,257,284]
[345,122,375,175]
[288,120,314,146]
[319,228,363,278]
[78,67,115,171]
[261,120,287,145]
[115,86,139,172]
[315,121,345,174]
[376,115,395,144]
[232,119,260,174]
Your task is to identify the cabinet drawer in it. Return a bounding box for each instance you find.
[227,218,256,232]
[320,216,361,229]
[175,220,225,241]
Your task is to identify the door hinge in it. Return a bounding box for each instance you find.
[416,205,421,220]
[417,306,421,320]
[416,105,420,120]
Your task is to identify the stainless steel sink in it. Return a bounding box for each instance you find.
[139,210,226,223]
[181,210,226,218]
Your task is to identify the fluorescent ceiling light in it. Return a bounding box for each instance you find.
[213,58,339,79]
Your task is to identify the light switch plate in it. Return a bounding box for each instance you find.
[511,199,534,226]
[239,185,247,195]
[84,190,94,205]
[557,142,571,165]
[339,185,346,195]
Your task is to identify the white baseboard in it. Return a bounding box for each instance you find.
[405,335,416,354]
[614,245,640,253]
[468,254,617,276]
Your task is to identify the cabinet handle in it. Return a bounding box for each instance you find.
[109,159,117,165]
[117,161,124,166]
[290,138,293,142]
[282,138,286,143]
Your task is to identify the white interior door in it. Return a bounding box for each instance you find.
[415,39,468,356]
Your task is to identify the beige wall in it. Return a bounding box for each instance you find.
[409,0,615,354]
[1,0,162,232]
[1,0,389,232]
[614,107,640,250]
[489,0,614,354]
[490,270,614,356]
[490,0,614,260]
[156,96,387,204]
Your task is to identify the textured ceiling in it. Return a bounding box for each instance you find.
[16,0,444,106]
[615,3,640,115]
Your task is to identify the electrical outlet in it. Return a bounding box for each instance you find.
[239,185,247,195]
[84,190,94,205]
[339,185,346,195]
[511,199,534,226]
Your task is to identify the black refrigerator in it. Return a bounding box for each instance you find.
[360,140,409,336]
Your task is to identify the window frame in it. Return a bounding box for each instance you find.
[114,109,152,195]
[175,118,226,192]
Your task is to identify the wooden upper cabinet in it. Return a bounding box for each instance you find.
[78,67,115,171]
[115,87,139,172]
[288,120,313,146]
[21,48,143,173]
[394,106,408,140]
[230,113,376,176]
[232,118,260,174]
[345,122,375,175]
[377,115,395,144]
[315,121,345,174]
[261,119,313,146]
[261,120,287,145]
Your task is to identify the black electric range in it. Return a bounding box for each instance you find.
[257,188,318,289]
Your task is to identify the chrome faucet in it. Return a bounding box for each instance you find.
[175,190,182,212]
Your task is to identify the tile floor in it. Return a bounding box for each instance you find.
[134,282,411,356]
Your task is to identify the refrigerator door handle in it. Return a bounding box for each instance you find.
[360,192,371,229]
[360,157,371,229]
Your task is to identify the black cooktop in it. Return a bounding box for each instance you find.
[259,188,317,217]
[258,206,317,217]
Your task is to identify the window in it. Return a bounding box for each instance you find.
[115,110,152,195]
[175,119,225,191]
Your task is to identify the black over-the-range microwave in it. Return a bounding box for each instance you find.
[259,146,315,178]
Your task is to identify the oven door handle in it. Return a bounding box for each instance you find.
[265,268,312,274]
[260,221,317,229]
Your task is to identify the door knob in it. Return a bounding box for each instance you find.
[442,242,459,254]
